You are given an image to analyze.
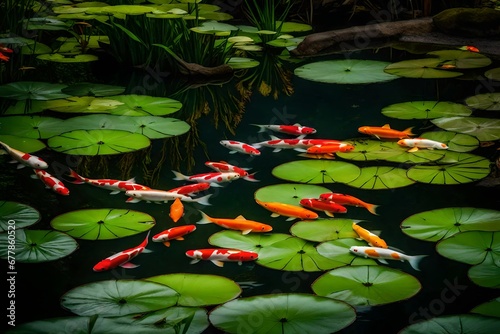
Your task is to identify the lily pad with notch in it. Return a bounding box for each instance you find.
[226,57,260,69]
[465,92,500,111]
[347,166,416,190]
[0,116,66,139]
[436,231,500,265]
[254,183,331,206]
[427,50,492,69]
[0,201,40,232]
[0,134,46,153]
[381,101,472,119]
[106,94,182,116]
[384,58,463,78]
[0,81,70,100]
[398,314,500,334]
[290,219,358,242]
[272,160,361,184]
[420,131,479,152]
[468,259,500,288]
[431,116,500,141]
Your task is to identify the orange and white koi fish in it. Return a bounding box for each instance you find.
[34,169,69,195]
[169,198,184,223]
[352,222,387,248]
[152,225,196,247]
[459,45,479,53]
[186,248,258,267]
[253,136,341,152]
[251,123,316,136]
[220,140,261,155]
[67,169,150,194]
[299,198,347,217]
[205,161,259,182]
[172,170,241,187]
[167,182,211,196]
[306,143,355,154]
[397,138,448,152]
[255,199,318,221]
[93,232,151,271]
[349,246,427,271]
[358,124,415,139]
[0,141,48,169]
[319,193,379,215]
[196,210,273,235]
[125,189,212,205]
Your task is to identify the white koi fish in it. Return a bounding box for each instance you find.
[220,140,261,155]
[34,169,69,195]
[125,189,212,205]
[0,141,48,169]
[172,170,241,187]
[397,138,449,152]
[349,246,427,271]
[67,169,150,194]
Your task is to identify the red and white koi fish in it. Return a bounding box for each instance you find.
[251,123,317,136]
[397,138,448,152]
[34,169,69,195]
[349,246,427,271]
[299,198,347,217]
[319,193,379,215]
[125,189,212,205]
[67,169,150,194]
[252,136,341,153]
[0,141,48,169]
[358,124,415,140]
[205,161,259,182]
[152,225,196,247]
[197,210,273,235]
[172,170,241,187]
[169,198,184,223]
[306,143,355,154]
[185,248,259,267]
[93,232,151,271]
[167,182,211,196]
[220,140,261,156]
[352,222,387,248]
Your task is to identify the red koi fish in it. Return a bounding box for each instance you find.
[255,199,318,221]
[253,136,342,152]
[0,53,9,62]
[205,161,259,182]
[67,169,150,194]
[352,222,387,248]
[169,198,184,223]
[251,123,316,136]
[172,170,241,187]
[93,232,151,271]
[185,248,259,267]
[319,193,379,215]
[152,225,196,247]
[125,189,212,205]
[349,246,427,271]
[167,182,211,196]
[220,140,261,155]
[299,198,347,217]
[306,143,355,154]
[197,210,272,235]
[34,169,69,195]
[358,124,415,139]
[0,141,48,169]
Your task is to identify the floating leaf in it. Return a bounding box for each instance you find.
[0,229,78,263]
[226,57,260,69]
[209,293,356,334]
[436,231,500,265]
[465,92,500,111]
[106,94,182,116]
[290,219,358,242]
[209,230,292,253]
[381,101,472,119]
[384,58,463,78]
[278,21,313,33]
[312,265,421,306]
[190,20,238,34]
[254,183,331,206]
[0,135,46,153]
[316,238,378,266]
[0,116,66,139]
[25,17,69,30]
[431,116,500,141]
[0,81,69,100]
[61,83,126,96]
[0,201,40,232]
[347,166,415,189]
[468,261,500,288]
[21,41,52,55]
[272,160,361,184]
[399,314,500,334]
[485,68,500,81]
[50,208,155,240]
[37,53,99,63]
[427,50,492,69]
[420,131,479,152]
[44,96,123,113]
[471,298,500,317]
[3,100,47,115]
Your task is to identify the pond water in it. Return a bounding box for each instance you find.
[1,46,499,333]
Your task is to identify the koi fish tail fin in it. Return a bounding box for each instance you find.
[243,172,260,182]
[408,255,428,271]
[251,142,262,149]
[196,210,213,224]
[67,168,85,184]
[404,127,416,137]
[171,170,187,181]
[192,194,212,206]
[365,203,380,215]
[251,124,267,133]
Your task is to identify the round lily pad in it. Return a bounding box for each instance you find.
[61,83,126,96]
[436,231,500,265]
[427,50,492,69]
[294,59,398,84]
[3,100,47,115]
[278,21,313,33]
[0,81,70,100]
[471,298,500,317]
[312,265,421,306]
[290,219,358,242]
[0,229,78,263]
[468,261,500,288]
[272,160,361,184]
[209,293,356,334]
[0,135,46,153]
[420,131,479,152]
[37,53,99,63]
[485,67,500,81]
[43,96,123,113]
[0,201,40,232]
[347,166,416,190]
[106,94,183,116]
[50,208,155,240]
[47,129,151,155]
[60,280,179,317]
[146,273,241,307]
[399,314,500,334]
[254,184,331,206]
[465,92,500,111]
[316,238,378,266]
[401,207,500,242]
[384,58,463,78]
[0,116,65,139]
[431,116,500,141]
[190,20,238,34]
[226,57,260,69]
[381,101,472,119]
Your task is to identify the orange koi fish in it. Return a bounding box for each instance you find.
[349,246,427,271]
[358,124,415,139]
[196,210,272,235]
[319,193,379,215]
[352,222,387,248]
[169,198,184,223]
[255,199,318,221]
[152,225,196,247]
[306,143,355,154]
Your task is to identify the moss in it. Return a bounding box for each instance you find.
[433,8,500,37]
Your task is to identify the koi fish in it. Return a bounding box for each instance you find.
[459,45,479,53]
[152,225,196,247]
[34,169,69,195]
[0,141,48,169]
[251,123,316,136]
[220,140,261,155]
[352,222,387,248]
[186,248,258,267]
[67,169,150,194]
[255,199,318,221]
[319,193,379,215]
[299,198,347,217]
[172,170,241,187]
[125,189,212,205]
[93,232,151,271]
[252,136,341,152]
[397,138,448,152]
[358,124,415,139]
[0,53,10,62]
[205,161,259,182]
[349,246,427,271]
[169,198,184,223]
[167,182,211,196]
[196,210,273,235]
[306,143,355,154]
[0,45,13,54]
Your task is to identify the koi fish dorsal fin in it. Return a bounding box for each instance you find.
[219,160,228,164]
[235,215,247,220]
[382,124,391,128]
[403,127,416,136]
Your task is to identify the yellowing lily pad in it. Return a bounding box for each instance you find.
[106,94,182,116]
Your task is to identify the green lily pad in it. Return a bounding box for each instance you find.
[25,17,69,30]
[226,57,260,69]
[0,116,65,139]
[254,183,331,206]
[399,314,500,334]
[471,298,500,317]
[146,273,241,306]
[272,160,361,184]
[0,201,40,232]
[420,131,479,152]
[381,101,472,119]
[44,96,123,113]
[465,92,500,111]
[401,207,500,242]
[209,293,356,334]
[294,59,398,84]
[290,219,358,242]
[347,166,416,190]
[0,135,46,153]
[0,81,69,100]
[468,261,500,288]
[3,100,47,115]
[316,238,378,266]
[37,53,99,63]
[61,83,126,96]
[436,231,500,265]
[21,42,52,55]
[190,20,238,34]
[50,208,155,240]
[278,21,313,33]
[485,67,500,81]
[384,58,463,78]
[106,95,182,116]
[431,116,500,141]
[60,280,179,317]
[209,230,292,253]
[86,5,155,15]
[427,50,492,69]
[0,229,78,263]
[312,265,421,306]
[407,152,490,185]
[47,129,151,155]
